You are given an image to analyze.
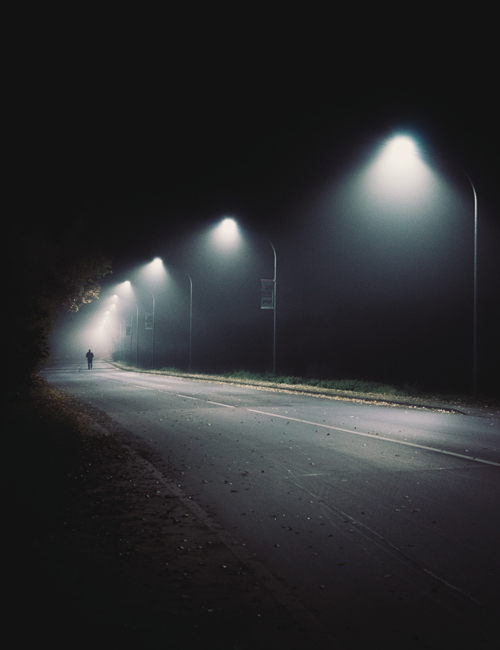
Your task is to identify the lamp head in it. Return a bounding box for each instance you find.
[385,135,418,165]
[213,217,240,247]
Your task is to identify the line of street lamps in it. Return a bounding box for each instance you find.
[100,134,479,394]
[110,225,275,375]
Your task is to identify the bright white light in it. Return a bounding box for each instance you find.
[141,257,167,283]
[151,257,163,271]
[212,217,240,247]
[366,135,433,206]
[385,136,417,165]
[116,280,133,294]
[113,281,136,306]
[220,218,237,235]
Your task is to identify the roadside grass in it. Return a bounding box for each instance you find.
[110,361,499,407]
[220,370,401,395]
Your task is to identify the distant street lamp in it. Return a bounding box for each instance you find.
[265,238,277,375]
[185,270,193,373]
[148,290,156,369]
[116,281,139,364]
[147,258,193,372]
[142,258,170,370]
[166,263,193,373]
[215,218,277,374]
[119,278,156,368]
[378,135,478,396]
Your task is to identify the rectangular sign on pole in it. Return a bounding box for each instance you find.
[145,312,154,330]
[261,279,275,309]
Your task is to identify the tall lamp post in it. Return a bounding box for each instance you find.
[153,259,193,373]
[185,271,193,373]
[141,258,168,370]
[266,238,277,375]
[216,218,277,374]
[379,136,478,396]
[171,267,193,373]
[117,281,139,364]
[171,268,193,373]
[122,280,155,369]
[148,290,156,369]
[460,169,478,398]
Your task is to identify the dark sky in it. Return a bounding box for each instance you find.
[12,11,500,394]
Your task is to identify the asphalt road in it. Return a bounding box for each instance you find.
[42,361,500,649]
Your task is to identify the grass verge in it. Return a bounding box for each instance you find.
[109,362,499,409]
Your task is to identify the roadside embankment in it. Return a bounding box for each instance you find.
[107,361,500,420]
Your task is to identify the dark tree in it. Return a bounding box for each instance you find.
[7,220,112,390]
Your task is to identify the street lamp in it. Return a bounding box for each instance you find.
[162,262,193,373]
[185,270,193,373]
[116,280,139,364]
[149,290,156,368]
[212,217,240,247]
[267,238,277,375]
[141,258,170,370]
[215,218,277,374]
[377,135,478,396]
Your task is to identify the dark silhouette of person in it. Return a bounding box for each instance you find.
[86,349,94,369]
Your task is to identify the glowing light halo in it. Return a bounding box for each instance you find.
[212,217,240,247]
[385,135,417,165]
[366,134,433,205]
[139,256,168,285]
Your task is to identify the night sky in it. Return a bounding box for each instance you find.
[12,10,500,395]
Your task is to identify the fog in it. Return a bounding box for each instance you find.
[50,139,498,396]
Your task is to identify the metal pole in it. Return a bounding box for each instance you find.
[266,238,277,375]
[151,292,156,369]
[414,149,479,397]
[469,177,478,398]
[136,305,139,366]
[163,265,193,373]
[187,273,193,373]
[474,188,478,398]
[457,168,478,398]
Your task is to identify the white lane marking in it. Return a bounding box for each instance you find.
[247,409,500,468]
[108,380,235,408]
[177,394,234,408]
[207,400,235,408]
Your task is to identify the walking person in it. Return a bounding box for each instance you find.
[86,349,94,369]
